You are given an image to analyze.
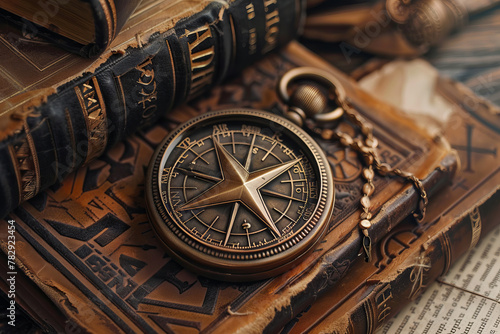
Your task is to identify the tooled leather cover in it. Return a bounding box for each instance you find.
[0,0,142,57]
[280,74,500,334]
[0,42,457,333]
[0,0,304,219]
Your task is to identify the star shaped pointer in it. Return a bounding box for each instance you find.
[178,137,300,237]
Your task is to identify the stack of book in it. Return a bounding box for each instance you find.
[0,0,498,333]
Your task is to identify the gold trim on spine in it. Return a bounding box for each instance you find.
[347,318,355,334]
[97,0,115,42]
[438,232,452,276]
[106,0,117,38]
[469,207,482,249]
[166,40,176,107]
[9,122,41,203]
[114,74,127,131]
[228,14,236,65]
[75,77,108,164]
[363,300,375,333]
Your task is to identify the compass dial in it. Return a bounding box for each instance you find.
[146,109,334,281]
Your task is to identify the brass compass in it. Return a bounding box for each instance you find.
[146,109,334,281]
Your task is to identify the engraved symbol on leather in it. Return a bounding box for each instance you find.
[452,123,497,172]
[147,109,334,280]
[326,146,362,182]
[380,230,419,261]
[408,255,431,299]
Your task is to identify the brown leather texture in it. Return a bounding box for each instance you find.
[0,42,456,333]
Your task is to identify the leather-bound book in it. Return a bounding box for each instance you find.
[279,64,500,334]
[0,42,457,333]
[0,0,142,57]
[0,0,303,219]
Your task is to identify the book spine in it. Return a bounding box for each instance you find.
[89,0,143,57]
[0,0,304,218]
[297,188,500,334]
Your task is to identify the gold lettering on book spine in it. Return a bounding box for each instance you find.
[469,207,482,249]
[8,121,40,203]
[263,0,280,54]
[246,3,257,55]
[408,255,431,299]
[136,58,158,119]
[185,23,216,98]
[75,77,108,163]
[375,283,393,323]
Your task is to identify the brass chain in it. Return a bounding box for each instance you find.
[317,100,428,262]
[278,67,428,262]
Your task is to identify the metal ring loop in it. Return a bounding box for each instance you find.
[278,67,347,122]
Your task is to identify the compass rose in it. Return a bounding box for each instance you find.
[179,138,300,237]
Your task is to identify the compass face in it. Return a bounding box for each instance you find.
[146,109,334,281]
